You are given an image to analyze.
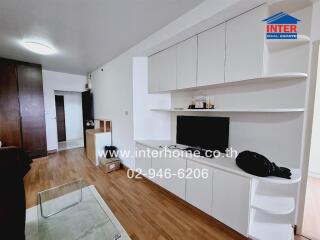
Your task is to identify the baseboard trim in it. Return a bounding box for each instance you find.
[47,149,58,154]
[308,171,320,178]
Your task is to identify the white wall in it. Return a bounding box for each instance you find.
[308,1,320,177]
[91,56,135,167]
[309,48,320,177]
[132,57,171,141]
[55,91,84,141]
[43,70,86,151]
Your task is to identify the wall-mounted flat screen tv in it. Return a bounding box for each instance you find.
[176,116,229,153]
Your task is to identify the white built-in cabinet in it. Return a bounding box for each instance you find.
[177,36,198,89]
[197,23,226,86]
[186,160,213,215]
[135,144,152,176]
[212,169,251,236]
[225,5,266,83]
[149,45,177,92]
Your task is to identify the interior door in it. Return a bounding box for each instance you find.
[55,95,66,142]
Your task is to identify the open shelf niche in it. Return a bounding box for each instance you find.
[248,170,301,240]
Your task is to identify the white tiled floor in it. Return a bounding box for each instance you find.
[58,138,84,151]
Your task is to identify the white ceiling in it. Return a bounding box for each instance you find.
[0,0,204,75]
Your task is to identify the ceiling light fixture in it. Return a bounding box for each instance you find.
[22,41,57,55]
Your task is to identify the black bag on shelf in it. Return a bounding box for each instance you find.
[236,151,292,179]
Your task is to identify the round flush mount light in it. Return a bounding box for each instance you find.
[22,41,57,55]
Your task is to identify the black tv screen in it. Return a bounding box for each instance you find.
[176,116,229,153]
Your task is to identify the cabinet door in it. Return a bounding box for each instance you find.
[86,132,96,165]
[197,24,225,86]
[152,155,186,199]
[135,144,152,176]
[165,157,186,199]
[151,155,167,188]
[186,160,213,215]
[18,64,47,158]
[225,5,266,83]
[177,36,197,89]
[95,133,112,165]
[148,46,177,92]
[212,169,251,236]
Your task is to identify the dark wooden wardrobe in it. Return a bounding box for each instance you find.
[0,58,47,158]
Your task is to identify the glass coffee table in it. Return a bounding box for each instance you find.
[37,180,122,240]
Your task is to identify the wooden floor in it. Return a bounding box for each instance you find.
[302,176,320,240]
[24,148,246,240]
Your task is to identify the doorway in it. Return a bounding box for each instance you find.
[54,91,84,151]
[55,95,66,142]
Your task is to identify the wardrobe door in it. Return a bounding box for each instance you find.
[0,59,21,147]
[17,64,47,158]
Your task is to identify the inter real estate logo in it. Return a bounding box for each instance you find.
[263,12,300,39]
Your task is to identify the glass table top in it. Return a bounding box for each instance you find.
[37,180,121,240]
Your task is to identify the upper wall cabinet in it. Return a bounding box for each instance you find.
[149,45,177,92]
[197,23,225,86]
[177,36,198,89]
[225,5,266,83]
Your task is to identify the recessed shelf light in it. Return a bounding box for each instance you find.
[22,41,57,55]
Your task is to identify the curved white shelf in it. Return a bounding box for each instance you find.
[256,169,301,184]
[154,72,308,93]
[249,221,293,240]
[249,210,294,240]
[251,195,295,215]
[266,35,311,52]
[261,72,307,80]
[150,108,305,113]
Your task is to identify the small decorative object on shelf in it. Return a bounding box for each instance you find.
[86,120,95,127]
[195,96,206,108]
[206,96,215,109]
[188,96,215,109]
